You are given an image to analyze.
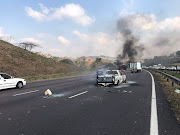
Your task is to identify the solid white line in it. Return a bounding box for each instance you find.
[69,91,88,99]
[147,71,159,135]
[13,90,39,96]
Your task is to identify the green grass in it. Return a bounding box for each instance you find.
[163,70,180,79]
[150,70,180,125]
[172,63,180,66]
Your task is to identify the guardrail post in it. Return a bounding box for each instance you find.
[167,78,169,81]
[172,81,174,87]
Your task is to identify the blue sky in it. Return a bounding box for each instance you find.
[0,0,180,58]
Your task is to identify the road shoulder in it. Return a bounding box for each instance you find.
[152,72,180,135]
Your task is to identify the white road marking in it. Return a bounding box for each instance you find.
[13,90,39,96]
[69,91,88,99]
[147,71,159,135]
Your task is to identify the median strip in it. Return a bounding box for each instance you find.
[69,91,88,99]
[13,90,39,96]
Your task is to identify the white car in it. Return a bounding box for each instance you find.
[97,70,126,85]
[0,73,26,90]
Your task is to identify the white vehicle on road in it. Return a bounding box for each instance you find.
[130,62,142,73]
[97,70,126,85]
[0,73,26,90]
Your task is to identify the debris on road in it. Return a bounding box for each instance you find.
[45,89,52,96]
[8,118,12,121]
[123,90,127,93]
[27,111,31,114]
[175,89,180,93]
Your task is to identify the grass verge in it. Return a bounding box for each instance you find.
[150,70,180,125]
[163,70,180,79]
[23,71,94,83]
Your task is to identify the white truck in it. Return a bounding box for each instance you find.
[130,62,142,73]
[0,73,26,90]
[97,70,126,85]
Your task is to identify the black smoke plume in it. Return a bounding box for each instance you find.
[115,16,144,69]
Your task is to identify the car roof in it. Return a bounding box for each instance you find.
[106,70,119,71]
[0,73,11,75]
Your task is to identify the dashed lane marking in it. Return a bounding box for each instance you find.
[69,91,88,99]
[13,90,39,97]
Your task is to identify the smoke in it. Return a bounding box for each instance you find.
[115,13,180,59]
[115,15,144,69]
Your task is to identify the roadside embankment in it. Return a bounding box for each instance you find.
[150,70,180,125]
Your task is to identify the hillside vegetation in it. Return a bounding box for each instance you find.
[144,51,180,66]
[0,40,117,81]
[0,40,79,78]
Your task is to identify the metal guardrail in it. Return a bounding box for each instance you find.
[152,69,180,86]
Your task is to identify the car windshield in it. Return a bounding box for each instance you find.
[97,71,104,75]
[106,71,118,75]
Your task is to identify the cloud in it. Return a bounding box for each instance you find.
[25,7,46,21]
[72,30,88,40]
[57,36,70,46]
[39,3,49,14]
[0,27,15,43]
[50,4,95,26]
[0,27,9,37]
[120,0,135,16]
[33,31,118,57]
[21,38,42,44]
[88,32,118,56]
[24,3,95,26]
[49,48,62,53]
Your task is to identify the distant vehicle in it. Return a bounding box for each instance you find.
[0,73,26,90]
[166,66,176,70]
[130,62,142,73]
[160,66,166,70]
[97,70,126,85]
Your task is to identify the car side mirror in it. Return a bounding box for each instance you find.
[11,76,14,79]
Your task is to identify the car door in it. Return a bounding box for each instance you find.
[0,74,16,88]
[0,75,4,89]
[118,71,123,83]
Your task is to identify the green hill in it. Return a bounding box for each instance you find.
[0,40,78,79]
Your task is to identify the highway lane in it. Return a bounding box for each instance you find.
[0,70,179,135]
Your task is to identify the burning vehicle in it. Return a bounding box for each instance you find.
[97,70,126,86]
[96,68,108,79]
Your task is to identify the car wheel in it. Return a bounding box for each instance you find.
[112,77,115,85]
[16,82,23,89]
[116,80,120,85]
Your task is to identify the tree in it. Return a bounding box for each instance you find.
[19,42,40,51]
[91,58,104,69]
[75,56,86,67]
[60,59,74,65]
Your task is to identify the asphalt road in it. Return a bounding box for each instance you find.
[0,70,179,135]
